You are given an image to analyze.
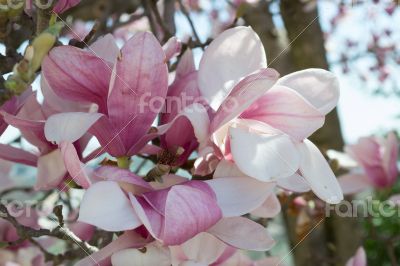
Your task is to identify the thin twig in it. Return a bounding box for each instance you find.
[177,0,202,48]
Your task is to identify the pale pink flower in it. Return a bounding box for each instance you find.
[191,26,343,204]
[337,132,398,194]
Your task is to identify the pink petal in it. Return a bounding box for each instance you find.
[346,247,367,266]
[0,144,37,166]
[162,182,222,245]
[199,26,267,110]
[60,142,91,189]
[208,217,275,251]
[241,85,324,141]
[75,231,150,266]
[94,166,153,193]
[88,116,126,156]
[111,243,171,266]
[338,174,371,195]
[42,46,111,113]
[41,76,91,116]
[35,149,67,190]
[89,34,119,64]
[297,140,343,204]
[251,193,281,218]
[206,177,275,217]
[229,126,300,181]
[176,49,196,79]
[44,112,103,144]
[107,32,168,150]
[382,132,398,186]
[276,69,340,115]
[210,68,280,133]
[162,36,182,61]
[1,110,51,153]
[79,181,142,231]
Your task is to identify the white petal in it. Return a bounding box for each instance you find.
[45,112,103,143]
[181,232,226,265]
[208,217,275,251]
[198,26,267,110]
[206,177,275,217]
[250,193,281,218]
[111,243,171,266]
[229,126,300,181]
[277,173,311,192]
[297,140,343,204]
[79,181,142,231]
[277,69,339,115]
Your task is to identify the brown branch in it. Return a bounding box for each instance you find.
[0,203,98,256]
[148,0,173,42]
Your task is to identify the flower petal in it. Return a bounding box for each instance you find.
[199,26,267,110]
[297,140,343,204]
[208,217,275,251]
[35,149,67,190]
[240,85,324,141]
[229,126,300,181]
[42,46,111,113]
[162,182,222,245]
[251,193,281,218]
[60,142,91,189]
[206,177,275,217]
[79,181,142,231]
[276,69,339,115]
[210,68,280,133]
[45,112,103,144]
[111,243,171,266]
[180,232,227,265]
[162,36,181,61]
[75,231,150,266]
[276,173,311,193]
[107,32,168,150]
[0,144,37,166]
[337,174,371,195]
[89,34,119,64]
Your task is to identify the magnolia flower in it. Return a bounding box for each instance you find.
[336,132,398,194]
[0,80,93,190]
[192,26,343,204]
[42,33,168,158]
[78,166,275,248]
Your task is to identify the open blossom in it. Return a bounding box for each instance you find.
[42,33,168,157]
[192,26,343,204]
[336,132,398,194]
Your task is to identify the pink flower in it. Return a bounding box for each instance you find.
[0,79,93,190]
[337,132,398,194]
[192,26,343,204]
[346,247,367,266]
[159,49,204,165]
[42,33,168,158]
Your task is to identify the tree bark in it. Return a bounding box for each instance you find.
[280,1,362,265]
